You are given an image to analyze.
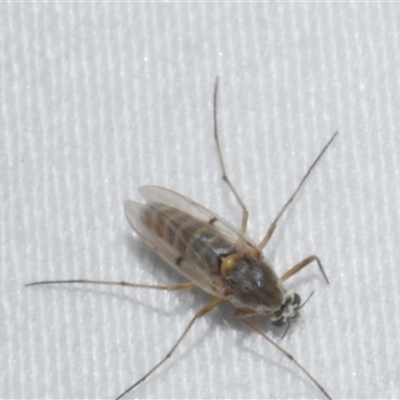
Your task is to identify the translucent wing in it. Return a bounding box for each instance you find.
[124,199,226,297]
[139,186,260,255]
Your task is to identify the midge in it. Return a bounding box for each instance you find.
[27,78,338,399]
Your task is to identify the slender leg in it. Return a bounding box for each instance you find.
[236,311,332,400]
[25,279,197,291]
[258,131,338,250]
[280,255,329,284]
[116,297,223,400]
[213,77,249,233]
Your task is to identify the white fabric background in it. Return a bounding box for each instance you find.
[1,3,399,399]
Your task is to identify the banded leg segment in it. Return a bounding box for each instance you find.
[258,131,338,250]
[213,77,249,233]
[236,311,332,400]
[280,255,329,284]
[116,297,223,400]
[26,279,197,291]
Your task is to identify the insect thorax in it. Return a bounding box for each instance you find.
[223,255,286,314]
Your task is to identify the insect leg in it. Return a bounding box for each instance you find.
[236,310,332,400]
[213,77,249,233]
[258,131,338,250]
[25,280,196,291]
[116,297,223,400]
[280,255,329,284]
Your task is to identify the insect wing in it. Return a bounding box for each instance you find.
[139,186,259,255]
[124,199,225,297]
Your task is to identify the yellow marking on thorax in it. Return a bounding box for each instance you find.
[220,253,243,277]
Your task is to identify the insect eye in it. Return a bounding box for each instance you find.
[284,293,301,307]
[271,316,286,326]
[293,293,301,306]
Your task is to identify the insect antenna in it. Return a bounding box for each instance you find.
[297,291,315,311]
[281,319,291,340]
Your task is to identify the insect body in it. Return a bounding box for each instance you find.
[125,187,297,325]
[27,79,337,400]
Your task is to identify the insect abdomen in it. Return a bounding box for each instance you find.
[141,203,235,274]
